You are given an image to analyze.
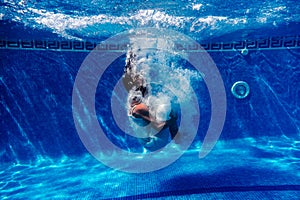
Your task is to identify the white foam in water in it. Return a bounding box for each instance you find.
[192,3,203,11]
[125,32,202,150]
[4,0,297,40]
[148,96,172,122]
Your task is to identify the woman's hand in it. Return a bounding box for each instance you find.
[151,120,166,130]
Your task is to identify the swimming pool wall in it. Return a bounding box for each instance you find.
[1,27,299,164]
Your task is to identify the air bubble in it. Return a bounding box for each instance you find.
[241,48,248,55]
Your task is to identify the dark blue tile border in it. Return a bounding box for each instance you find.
[0,36,299,52]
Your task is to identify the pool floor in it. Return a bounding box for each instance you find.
[1,137,300,199]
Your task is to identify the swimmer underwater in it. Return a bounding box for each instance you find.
[122,51,181,151]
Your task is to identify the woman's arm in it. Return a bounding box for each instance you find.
[133,104,166,130]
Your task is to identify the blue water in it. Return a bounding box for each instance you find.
[1,0,300,199]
